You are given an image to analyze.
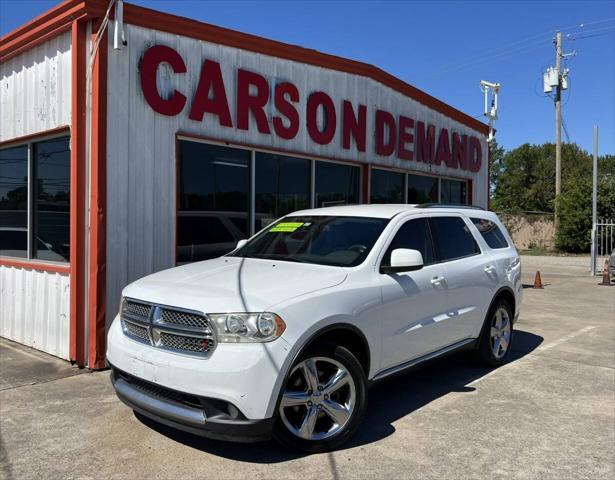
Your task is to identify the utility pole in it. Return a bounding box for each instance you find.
[591,125,599,275]
[554,31,562,231]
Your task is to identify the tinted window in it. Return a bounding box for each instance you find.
[471,217,509,249]
[382,218,434,266]
[177,141,250,263]
[34,137,71,261]
[232,216,388,267]
[0,145,28,258]
[370,169,404,203]
[429,216,480,261]
[315,162,360,207]
[255,152,310,230]
[440,179,467,204]
[407,174,438,203]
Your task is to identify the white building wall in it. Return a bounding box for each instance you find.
[105,24,489,325]
[0,30,72,141]
[0,32,72,359]
[0,266,70,359]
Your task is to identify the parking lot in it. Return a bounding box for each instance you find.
[1,255,613,480]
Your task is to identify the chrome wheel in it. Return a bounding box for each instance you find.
[279,357,356,441]
[490,307,511,359]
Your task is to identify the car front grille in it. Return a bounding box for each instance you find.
[120,299,215,358]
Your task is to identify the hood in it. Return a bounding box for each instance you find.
[123,256,348,313]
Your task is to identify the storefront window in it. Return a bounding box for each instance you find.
[407,174,438,204]
[370,169,404,204]
[34,137,71,261]
[0,137,70,262]
[0,145,28,258]
[315,161,360,207]
[177,141,250,263]
[440,178,467,204]
[255,152,311,230]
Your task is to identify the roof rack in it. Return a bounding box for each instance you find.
[416,203,485,210]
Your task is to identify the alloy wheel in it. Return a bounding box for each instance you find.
[279,357,356,441]
[490,307,511,359]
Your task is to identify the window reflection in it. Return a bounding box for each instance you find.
[370,169,404,203]
[34,137,71,261]
[407,174,438,204]
[177,141,250,263]
[315,162,360,207]
[255,152,310,229]
[0,146,28,258]
[440,178,467,204]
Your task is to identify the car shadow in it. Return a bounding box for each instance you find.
[134,329,543,463]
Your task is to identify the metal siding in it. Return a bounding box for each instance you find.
[0,265,70,359]
[105,24,489,325]
[0,31,71,141]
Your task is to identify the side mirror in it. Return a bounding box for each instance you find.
[381,248,424,274]
[236,239,248,250]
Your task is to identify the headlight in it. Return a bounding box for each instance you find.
[208,312,286,343]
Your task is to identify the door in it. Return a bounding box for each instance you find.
[378,217,449,370]
[428,215,493,343]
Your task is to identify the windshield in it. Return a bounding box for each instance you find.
[230,216,389,267]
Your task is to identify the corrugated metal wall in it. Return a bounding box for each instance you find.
[0,33,72,359]
[0,30,71,141]
[0,266,70,359]
[105,24,489,326]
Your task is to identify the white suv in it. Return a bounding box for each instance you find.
[107,204,522,451]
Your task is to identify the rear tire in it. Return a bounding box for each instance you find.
[272,343,367,452]
[476,299,514,366]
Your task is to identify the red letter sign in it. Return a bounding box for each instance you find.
[468,136,482,172]
[415,121,436,163]
[453,132,468,170]
[342,101,366,152]
[307,92,337,145]
[398,116,415,161]
[435,128,451,166]
[375,110,396,156]
[189,60,232,127]
[140,45,187,116]
[237,69,271,134]
[273,82,300,140]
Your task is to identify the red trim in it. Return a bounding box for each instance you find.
[0,0,107,63]
[69,20,87,366]
[87,20,108,370]
[120,3,488,135]
[0,126,70,147]
[0,258,70,274]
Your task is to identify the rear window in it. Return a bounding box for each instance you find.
[429,216,480,262]
[471,218,509,249]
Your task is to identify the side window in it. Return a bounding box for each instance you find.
[381,218,435,266]
[471,217,509,249]
[429,216,480,262]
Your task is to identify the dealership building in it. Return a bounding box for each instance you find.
[0,0,490,368]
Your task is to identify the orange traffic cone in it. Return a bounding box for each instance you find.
[599,259,612,286]
[533,271,543,289]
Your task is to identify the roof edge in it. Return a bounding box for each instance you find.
[0,0,489,136]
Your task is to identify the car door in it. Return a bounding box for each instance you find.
[377,216,449,370]
[428,215,494,343]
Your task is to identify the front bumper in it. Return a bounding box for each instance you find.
[110,366,275,442]
[106,315,293,421]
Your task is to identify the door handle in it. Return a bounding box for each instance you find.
[484,265,497,274]
[431,276,445,287]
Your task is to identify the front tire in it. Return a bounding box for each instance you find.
[272,343,367,452]
[477,299,514,366]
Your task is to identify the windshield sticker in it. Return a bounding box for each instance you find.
[269,222,304,232]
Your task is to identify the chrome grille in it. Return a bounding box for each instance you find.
[159,332,213,354]
[160,309,209,329]
[122,319,149,342]
[123,300,151,320]
[120,298,215,358]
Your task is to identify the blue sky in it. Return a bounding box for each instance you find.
[2,0,614,154]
